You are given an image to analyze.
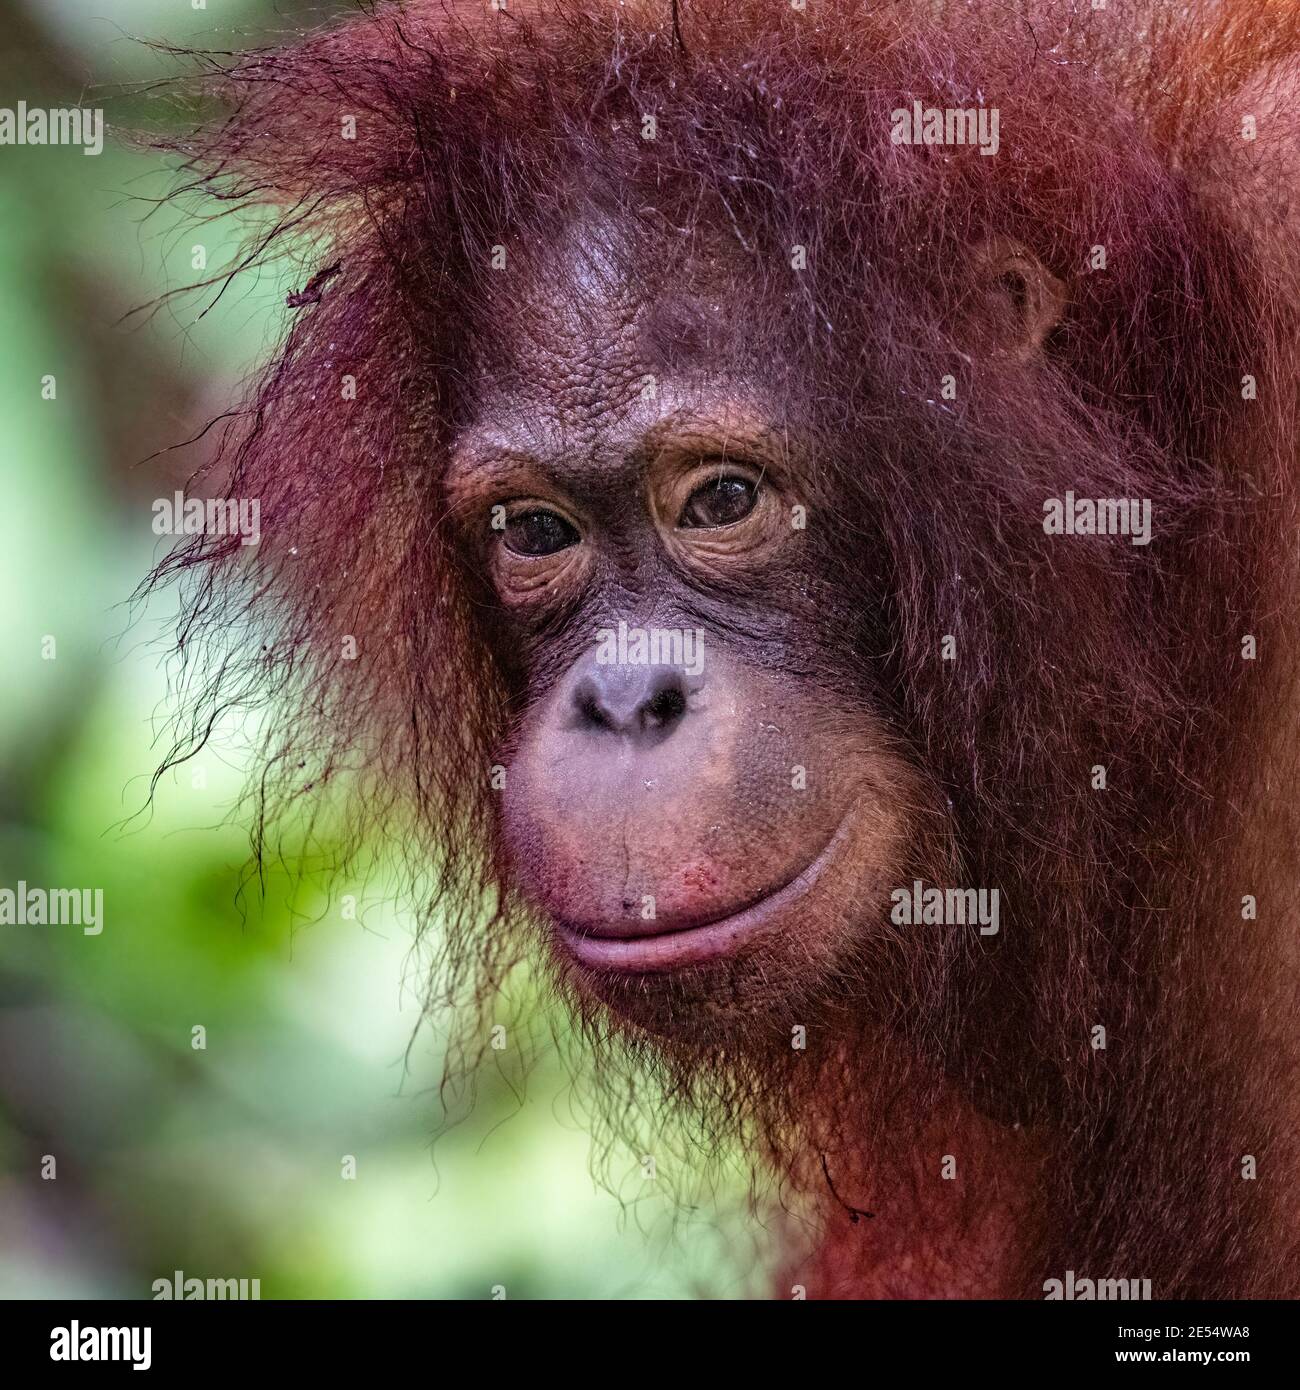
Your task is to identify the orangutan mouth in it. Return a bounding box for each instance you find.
[554,815,850,973]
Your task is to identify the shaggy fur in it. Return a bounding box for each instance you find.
[144,0,1300,1297]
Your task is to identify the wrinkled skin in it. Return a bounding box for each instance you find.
[445,225,929,1036]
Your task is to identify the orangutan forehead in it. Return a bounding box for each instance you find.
[452,218,777,488]
[470,215,757,425]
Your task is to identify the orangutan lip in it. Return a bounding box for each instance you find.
[555,813,851,973]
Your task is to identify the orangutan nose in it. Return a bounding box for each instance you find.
[571,663,691,742]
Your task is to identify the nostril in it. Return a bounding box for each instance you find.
[642,684,686,729]
[577,690,612,731]
[571,666,693,739]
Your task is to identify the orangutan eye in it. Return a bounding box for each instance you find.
[503,508,580,557]
[679,474,759,529]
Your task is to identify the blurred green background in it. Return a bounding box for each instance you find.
[0,0,743,1299]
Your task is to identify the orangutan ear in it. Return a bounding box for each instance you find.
[968,236,1066,360]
